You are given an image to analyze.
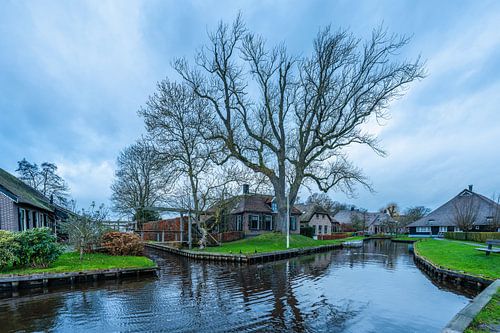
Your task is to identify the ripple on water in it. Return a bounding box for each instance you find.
[0,240,472,333]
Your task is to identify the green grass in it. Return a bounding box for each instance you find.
[194,233,364,255]
[466,288,500,333]
[392,235,426,242]
[0,252,156,276]
[415,239,500,280]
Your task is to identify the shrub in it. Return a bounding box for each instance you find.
[300,226,315,238]
[444,232,500,243]
[101,232,143,256]
[0,230,19,269]
[14,228,62,268]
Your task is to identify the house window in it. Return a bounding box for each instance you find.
[324,225,328,234]
[271,201,278,213]
[475,225,480,230]
[318,225,322,234]
[18,208,27,231]
[416,227,431,233]
[263,215,273,231]
[454,227,461,232]
[249,215,260,230]
[486,217,493,224]
[236,215,243,231]
[290,216,297,231]
[439,226,447,233]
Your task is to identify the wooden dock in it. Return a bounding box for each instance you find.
[0,266,158,291]
[146,242,345,264]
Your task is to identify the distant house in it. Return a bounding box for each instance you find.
[0,168,70,232]
[296,204,340,235]
[333,208,396,234]
[202,185,302,236]
[407,186,500,237]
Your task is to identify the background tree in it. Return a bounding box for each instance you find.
[111,138,171,228]
[380,202,399,218]
[16,158,70,206]
[451,196,479,231]
[175,15,424,232]
[351,209,368,232]
[399,206,431,226]
[305,193,348,217]
[489,194,500,231]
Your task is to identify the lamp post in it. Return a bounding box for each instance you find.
[286,194,290,249]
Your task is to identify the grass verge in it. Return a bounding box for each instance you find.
[415,239,500,280]
[194,233,364,255]
[0,252,156,275]
[465,287,500,333]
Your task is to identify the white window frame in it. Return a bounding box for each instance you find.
[249,215,260,230]
[439,226,447,233]
[236,215,243,231]
[416,226,431,233]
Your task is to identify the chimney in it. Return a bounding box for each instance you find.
[242,184,249,195]
[468,184,473,192]
[50,194,54,204]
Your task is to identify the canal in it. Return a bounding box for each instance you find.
[0,240,472,332]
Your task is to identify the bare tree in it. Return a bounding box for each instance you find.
[451,196,479,231]
[399,206,431,227]
[111,138,172,228]
[305,193,347,217]
[380,202,399,218]
[16,158,70,206]
[175,15,424,231]
[489,194,500,232]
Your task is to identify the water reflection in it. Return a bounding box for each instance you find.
[0,240,470,332]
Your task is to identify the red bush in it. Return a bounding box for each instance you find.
[101,232,144,256]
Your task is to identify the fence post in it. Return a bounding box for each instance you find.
[162,230,165,243]
[141,231,144,241]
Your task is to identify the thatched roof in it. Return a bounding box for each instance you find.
[0,168,54,212]
[407,189,499,227]
[295,204,334,223]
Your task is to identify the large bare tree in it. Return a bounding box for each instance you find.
[175,15,424,231]
[110,138,171,227]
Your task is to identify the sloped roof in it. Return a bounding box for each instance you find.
[296,204,333,223]
[0,168,54,212]
[407,189,499,227]
[333,209,394,226]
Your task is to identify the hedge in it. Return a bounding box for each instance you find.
[300,226,314,238]
[444,232,500,243]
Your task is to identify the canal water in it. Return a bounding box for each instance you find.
[0,240,471,332]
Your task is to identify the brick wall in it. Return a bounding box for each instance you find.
[0,194,18,231]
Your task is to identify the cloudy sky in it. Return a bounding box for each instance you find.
[1,0,499,214]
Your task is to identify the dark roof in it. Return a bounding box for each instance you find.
[229,194,302,215]
[0,168,54,212]
[407,189,500,228]
[296,204,333,223]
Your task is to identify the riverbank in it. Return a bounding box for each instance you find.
[0,252,157,291]
[465,286,500,333]
[193,233,363,255]
[415,239,499,281]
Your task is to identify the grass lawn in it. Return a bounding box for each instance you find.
[415,239,500,280]
[466,288,500,333]
[195,233,364,255]
[392,235,426,242]
[0,252,156,276]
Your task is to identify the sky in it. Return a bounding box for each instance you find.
[1,0,499,215]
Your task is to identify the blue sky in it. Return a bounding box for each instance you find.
[1,0,499,214]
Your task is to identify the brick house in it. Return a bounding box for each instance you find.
[0,168,70,232]
[202,185,302,236]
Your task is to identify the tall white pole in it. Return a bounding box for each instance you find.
[286,194,290,249]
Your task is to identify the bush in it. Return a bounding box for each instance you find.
[300,226,315,238]
[101,232,143,256]
[0,230,19,269]
[14,228,62,268]
[444,232,500,243]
